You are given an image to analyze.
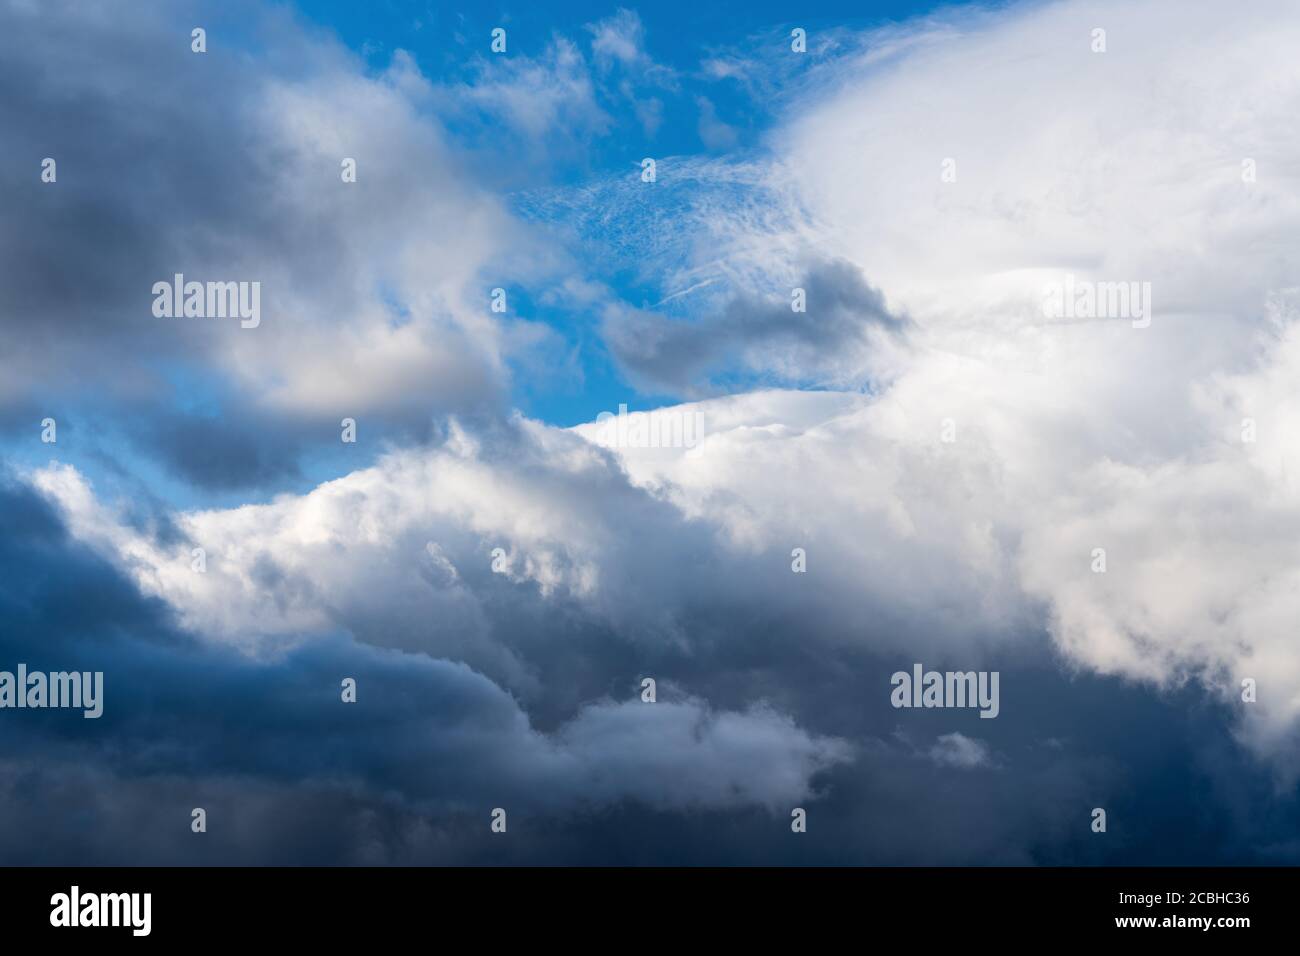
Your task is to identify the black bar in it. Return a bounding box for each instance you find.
[1,866,1288,941]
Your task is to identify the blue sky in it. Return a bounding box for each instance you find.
[293,0,962,430]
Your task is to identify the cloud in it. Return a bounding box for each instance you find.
[434,36,611,154]
[602,258,909,394]
[128,409,306,492]
[588,9,650,71]
[928,733,993,770]
[0,0,560,488]
[33,390,1033,681]
[20,381,1300,860]
[531,0,1300,777]
[695,95,738,151]
[586,9,678,136]
[0,476,850,862]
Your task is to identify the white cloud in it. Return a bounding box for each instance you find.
[434,36,611,146]
[588,9,648,69]
[546,0,1300,774]
[773,0,1300,331]
[551,697,851,811]
[928,733,992,770]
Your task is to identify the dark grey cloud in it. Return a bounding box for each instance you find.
[602,258,908,395]
[0,477,859,862]
[129,411,306,491]
[4,471,1299,864]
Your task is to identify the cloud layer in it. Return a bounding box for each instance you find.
[7,0,1300,864]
